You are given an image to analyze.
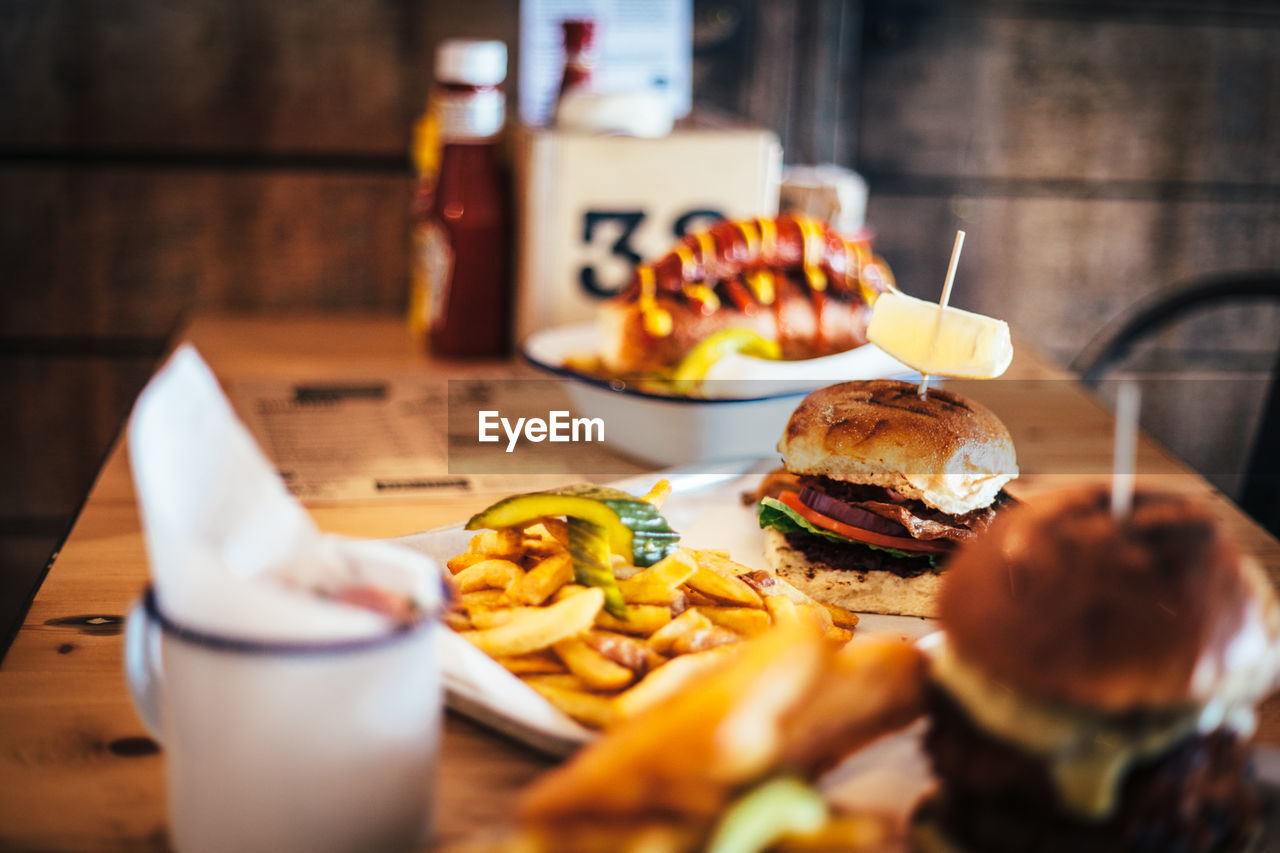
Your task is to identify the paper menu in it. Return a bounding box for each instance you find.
[518,0,692,127]
[229,376,646,503]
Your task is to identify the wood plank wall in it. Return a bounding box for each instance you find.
[1,0,1278,648]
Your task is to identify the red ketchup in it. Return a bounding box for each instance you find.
[410,39,512,358]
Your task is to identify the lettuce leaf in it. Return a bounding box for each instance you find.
[757,496,938,567]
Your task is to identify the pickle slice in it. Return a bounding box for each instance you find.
[670,329,783,393]
[467,492,635,562]
[706,775,827,853]
[567,518,628,620]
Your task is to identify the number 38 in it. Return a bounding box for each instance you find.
[579,208,724,298]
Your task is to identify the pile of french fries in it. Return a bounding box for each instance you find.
[445,520,860,729]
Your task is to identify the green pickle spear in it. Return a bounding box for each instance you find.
[465,483,680,620]
[567,517,628,619]
[706,776,828,853]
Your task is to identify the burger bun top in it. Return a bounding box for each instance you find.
[778,380,1017,515]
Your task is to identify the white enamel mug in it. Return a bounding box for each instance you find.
[124,587,443,853]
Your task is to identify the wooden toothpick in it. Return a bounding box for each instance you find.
[1111,380,1141,518]
[917,230,966,399]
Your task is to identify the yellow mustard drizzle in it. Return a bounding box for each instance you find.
[673,243,696,281]
[696,231,717,271]
[735,220,775,305]
[682,283,720,312]
[636,265,673,337]
[736,219,760,257]
[747,270,776,305]
[756,216,777,262]
[795,215,827,292]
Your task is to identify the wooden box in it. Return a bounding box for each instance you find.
[512,124,782,340]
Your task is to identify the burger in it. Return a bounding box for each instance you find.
[915,485,1280,852]
[756,379,1018,617]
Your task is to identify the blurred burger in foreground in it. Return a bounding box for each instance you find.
[757,379,1018,617]
[916,485,1280,853]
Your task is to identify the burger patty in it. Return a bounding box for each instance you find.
[782,531,941,578]
[920,685,1261,853]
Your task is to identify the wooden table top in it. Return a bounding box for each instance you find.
[2,313,1277,852]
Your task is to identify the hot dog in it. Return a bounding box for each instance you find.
[599,213,895,375]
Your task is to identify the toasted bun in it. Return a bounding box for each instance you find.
[764,529,941,618]
[778,380,1017,515]
[939,485,1280,712]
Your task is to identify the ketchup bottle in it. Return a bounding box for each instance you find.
[410,40,512,358]
[556,19,596,103]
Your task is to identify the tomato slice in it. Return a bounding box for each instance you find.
[777,491,948,554]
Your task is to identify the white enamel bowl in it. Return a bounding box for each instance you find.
[520,323,915,468]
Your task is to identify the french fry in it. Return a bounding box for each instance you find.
[697,605,771,638]
[443,610,473,632]
[454,559,524,593]
[583,631,665,674]
[685,566,764,608]
[690,550,741,574]
[446,551,491,574]
[611,644,746,720]
[622,550,696,589]
[617,579,688,608]
[798,603,834,632]
[460,587,604,657]
[469,607,521,630]
[460,588,509,610]
[524,677,618,728]
[765,595,803,628]
[552,584,592,602]
[553,638,637,691]
[521,673,590,691]
[509,553,574,606]
[639,478,672,508]
[521,519,570,555]
[595,605,672,636]
[469,528,526,559]
[647,608,714,654]
[824,625,855,645]
[669,626,740,656]
[495,651,567,675]
[819,601,861,630]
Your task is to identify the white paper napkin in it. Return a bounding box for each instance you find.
[128,345,442,641]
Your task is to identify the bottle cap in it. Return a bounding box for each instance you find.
[435,40,507,87]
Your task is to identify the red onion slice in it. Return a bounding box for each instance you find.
[798,487,913,538]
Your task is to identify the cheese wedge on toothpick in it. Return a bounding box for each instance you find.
[868,290,1013,379]
[867,231,1013,382]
